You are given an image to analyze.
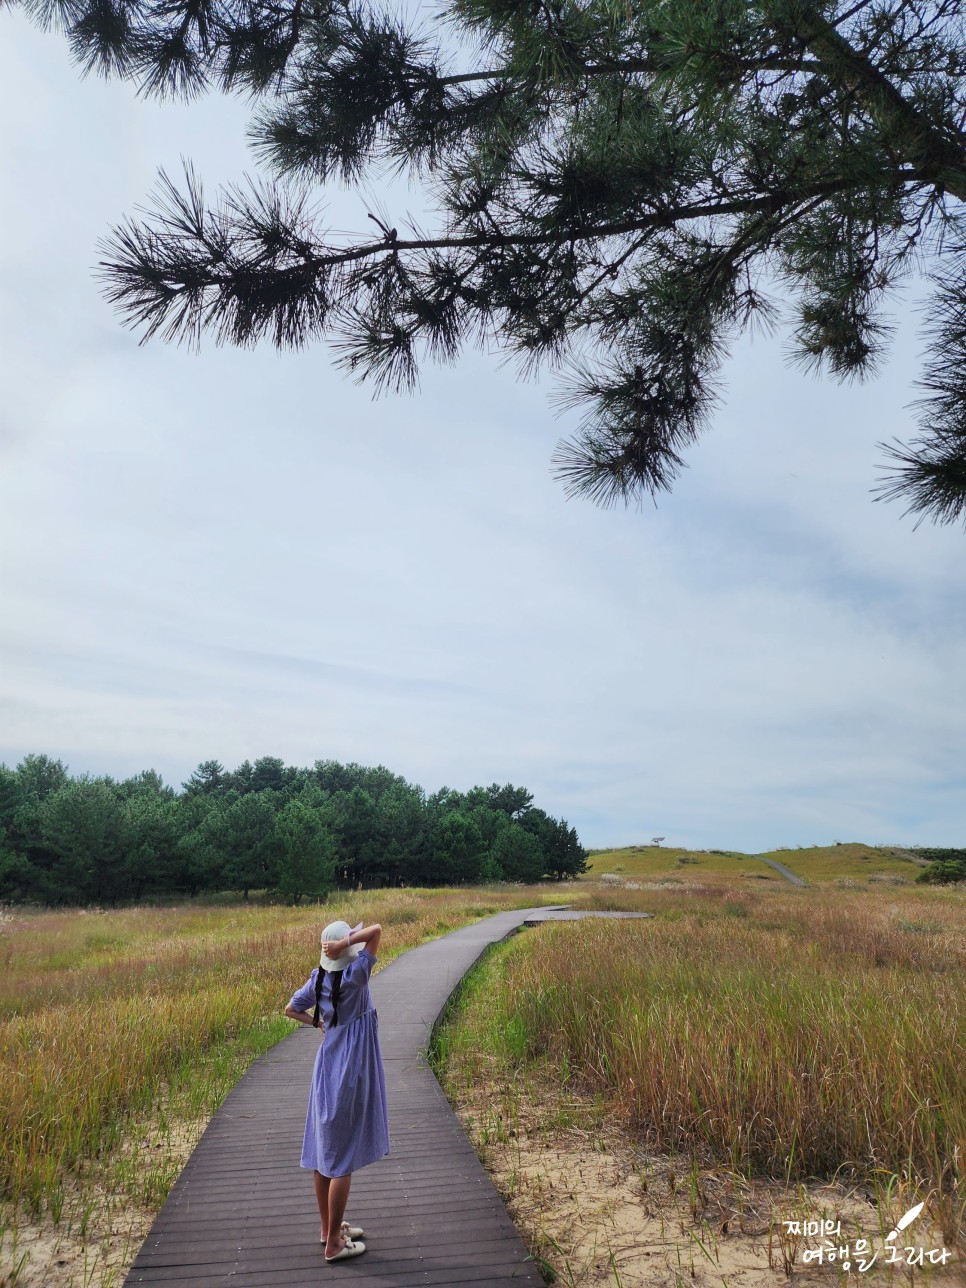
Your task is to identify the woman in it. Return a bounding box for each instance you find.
[284,919,390,1262]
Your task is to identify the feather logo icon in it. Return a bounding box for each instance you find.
[885,1202,925,1242]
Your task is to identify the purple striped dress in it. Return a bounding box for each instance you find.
[288,949,390,1178]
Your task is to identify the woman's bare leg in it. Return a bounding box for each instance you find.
[323,1175,353,1257]
[313,1171,331,1240]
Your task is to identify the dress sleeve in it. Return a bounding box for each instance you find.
[346,949,375,983]
[288,968,320,1013]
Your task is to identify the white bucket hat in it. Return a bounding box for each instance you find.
[319,920,363,972]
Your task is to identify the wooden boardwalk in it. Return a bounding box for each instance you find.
[758,857,807,887]
[521,909,653,924]
[125,909,558,1287]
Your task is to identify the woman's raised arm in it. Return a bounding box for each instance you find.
[354,923,381,958]
[322,923,382,961]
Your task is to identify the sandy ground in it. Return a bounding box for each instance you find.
[449,1078,962,1288]
[1,1074,961,1287]
[0,1117,206,1288]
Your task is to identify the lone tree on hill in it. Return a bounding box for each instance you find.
[9,0,966,524]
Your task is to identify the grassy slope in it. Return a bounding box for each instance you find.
[756,842,926,882]
[585,842,926,884]
[584,845,778,882]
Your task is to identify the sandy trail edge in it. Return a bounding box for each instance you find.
[449,1075,961,1288]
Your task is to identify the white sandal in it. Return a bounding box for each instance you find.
[321,1221,364,1244]
[325,1237,366,1262]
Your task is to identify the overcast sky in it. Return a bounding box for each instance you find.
[1,15,963,852]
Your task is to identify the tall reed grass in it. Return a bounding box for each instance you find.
[0,886,553,1219]
[439,885,965,1243]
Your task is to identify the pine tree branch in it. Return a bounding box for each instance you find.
[772,2,966,200]
[16,0,966,521]
[876,435,966,527]
[829,0,878,28]
[102,169,925,305]
[429,54,824,87]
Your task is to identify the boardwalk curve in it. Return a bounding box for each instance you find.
[126,908,558,1287]
[758,857,807,887]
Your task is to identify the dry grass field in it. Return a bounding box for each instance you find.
[435,877,965,1287]
[0,886,560,1287]
[0,854,962,1288]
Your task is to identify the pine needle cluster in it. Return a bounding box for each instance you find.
[9,0,966,521]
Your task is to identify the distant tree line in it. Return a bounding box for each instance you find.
[0,754,587,905]
[913,849,966,885]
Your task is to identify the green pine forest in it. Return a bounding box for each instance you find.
[0,754,587,905]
